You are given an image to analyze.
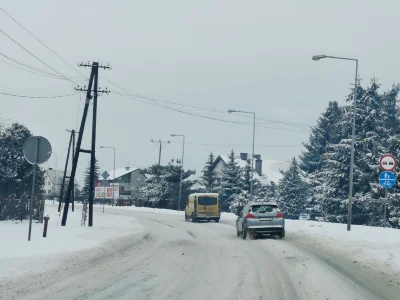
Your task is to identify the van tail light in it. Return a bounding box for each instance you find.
[245,213,255,219]
[276,212,284,218]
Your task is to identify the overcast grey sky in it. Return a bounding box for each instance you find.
[1,0,399,186]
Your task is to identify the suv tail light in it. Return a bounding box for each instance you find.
[276,212,284,218]
[245,213,255,219]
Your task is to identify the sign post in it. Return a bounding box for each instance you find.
[23,136,52,241]
[384,189,387,228]
[379,154,397,228]
[379,171,395,228]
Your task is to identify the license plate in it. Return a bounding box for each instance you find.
[259,218,272,221]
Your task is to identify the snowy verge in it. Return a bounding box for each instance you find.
[85,201,238,221]
[286,220,400,276]
[0,202,144,279]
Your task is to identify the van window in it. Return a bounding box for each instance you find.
[198,196,217,205]
[301,209,312,214]
[251,205,278,213]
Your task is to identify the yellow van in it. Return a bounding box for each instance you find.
[185,193,220,223]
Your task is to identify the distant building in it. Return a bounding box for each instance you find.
[211,153,290,186]
[44,168,64,198]
[99,166,147,206]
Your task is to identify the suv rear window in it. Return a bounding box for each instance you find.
[198,196,218,205]
[251,205,278,213]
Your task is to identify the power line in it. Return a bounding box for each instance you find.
[114,92,309,133]
[0,58,62,79]
[0,8,310,132]
[0,28,79,85]
[0,8,88,79]
[0,92,79,99]
[105,78,310,129]
[169,141,302,147]
[0,52,59,76]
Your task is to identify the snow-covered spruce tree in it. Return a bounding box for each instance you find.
[201,152,217,193]
[0,123,44,221]
[220,150,243,211]
[241,160,252,193]
[139,160,195,210]
[229,190,251,213]
[81,159,101,199]
[313,79,400,225]
[388,192,400,228]
[277,158,308,219]
[300,101,342,174]
[300,101,343,213]
[241,159,263,196]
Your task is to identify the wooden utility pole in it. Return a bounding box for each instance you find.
[61,62,111,226]
[150,139,170,165]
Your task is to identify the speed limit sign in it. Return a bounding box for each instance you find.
[380,154,397,171]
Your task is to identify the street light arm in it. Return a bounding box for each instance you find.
[326,56,358,62]
[313,54,358,62]
[227,109,255,115]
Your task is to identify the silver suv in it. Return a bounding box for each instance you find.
[235,202,285,239]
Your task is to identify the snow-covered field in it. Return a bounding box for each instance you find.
[0,202,144,279]
[286,219,400,276]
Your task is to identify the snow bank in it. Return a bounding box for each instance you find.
[0,202,144,279]
[287,220,400,275]
[108,204,238,221]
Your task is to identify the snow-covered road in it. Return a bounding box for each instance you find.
[1,207,400,300]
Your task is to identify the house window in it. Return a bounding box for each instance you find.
[122,173,131,183]
[48,190,52,194]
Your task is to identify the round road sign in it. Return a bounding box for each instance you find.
[23,136,52,165]
[379,154,397,171]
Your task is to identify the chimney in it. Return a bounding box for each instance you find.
[125,166,130,171]
[254,154,261,161]
[240,153,248,161]
[255,159,262,176]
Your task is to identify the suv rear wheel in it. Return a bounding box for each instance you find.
[242,225,247,240]
[278,229,285,239]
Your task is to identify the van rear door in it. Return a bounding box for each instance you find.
[197,196,218,217]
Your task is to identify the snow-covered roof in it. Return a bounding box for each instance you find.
[189,193,220,196]
[217,155,290,183]
[189,182,205,191]
[99,167,140,181]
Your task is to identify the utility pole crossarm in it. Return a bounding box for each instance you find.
[74,86,110,94]
[79,62,112,69]
[150,139,170,165]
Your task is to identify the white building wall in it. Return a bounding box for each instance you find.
[44,169,64,197]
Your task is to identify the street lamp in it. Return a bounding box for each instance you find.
[227,109,256,202]
[100,146,116,206]
[312,54,358,231]
[171,134,185,211]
